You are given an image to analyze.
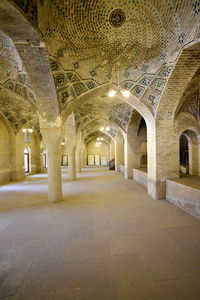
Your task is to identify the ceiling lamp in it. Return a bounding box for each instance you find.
[100,126,110,132]
[97,137,100,141]
[100,137,104,141]
[108,90,117,97]
[22,128,33,133]
[121,90,130,97]
[22,128,33,143]
[61,138,66,145]
[108,87,130,98]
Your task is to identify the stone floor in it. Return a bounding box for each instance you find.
[0,167,200,300]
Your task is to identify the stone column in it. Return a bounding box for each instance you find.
[36,135,42,173]
[124,134,140,179]
[41,127,63,203]
[110,140,115,160]
[147,120,179,199]
[68,147,76,180]
[185,131,199,175]
[76,150,81,173]
[115,133,124,172]
[81,148,87,167]
[124,112,142,179]
[80,149,84,167]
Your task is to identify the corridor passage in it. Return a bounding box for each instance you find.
[0,167,200,299]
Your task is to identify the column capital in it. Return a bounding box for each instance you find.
[41,127,62,152]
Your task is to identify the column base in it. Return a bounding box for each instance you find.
[49,196,63,203]
[148,179,166,200]
[124,169,133,179]
[115,164,120,172]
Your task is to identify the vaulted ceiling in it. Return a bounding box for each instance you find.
[0,29,38,133]
[36,0,199,83]
[177,67,200,121]
[0,0,200,136]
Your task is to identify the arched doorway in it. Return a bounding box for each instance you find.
[180,134,189,174]
[24,147,31,174]
[179,130,199,176]
[140,141,147,168]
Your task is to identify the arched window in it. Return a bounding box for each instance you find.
[43,150,47,169]
[24,147,31,174]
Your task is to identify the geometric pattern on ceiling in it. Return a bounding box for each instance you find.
[177,68,200,120]
[36,0,199,85]
[11,0,200,119]
[85,131,111,144]
[2,73,37,105]
[177,89,200,120]
[74,100,133,133]
[0,88,37,134]
[13,0,200,106]
[0,29,36,104]
[50,56,173,114]
[81,119,117,141]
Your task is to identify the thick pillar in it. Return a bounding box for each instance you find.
[80,149,84,167]
[68,148,76,180]
[147,120,179,199]
[36,135,42,173]
[110,140,115,161]
[186,132,199,175]
[81,148,87,167]
[76,150,81,173]
[41,127,63,203]
[124,134,140,179]
[115,133,124,172]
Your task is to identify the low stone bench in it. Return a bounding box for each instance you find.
[166,179,200,219]
[133,168,147,188]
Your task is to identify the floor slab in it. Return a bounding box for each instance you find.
[0,167,200,299]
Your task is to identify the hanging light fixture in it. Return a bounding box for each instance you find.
[22,128,33,143]
[108,87,130,98]
[22,128,33,133]
[99,126,110,132]
[121,89,130,97]
[108,90,117,97]
[107,35,130,98]
[61,138,66,145]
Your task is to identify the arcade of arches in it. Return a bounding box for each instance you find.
[0,1,200,299]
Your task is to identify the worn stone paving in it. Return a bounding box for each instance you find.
[0,167,200,300]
